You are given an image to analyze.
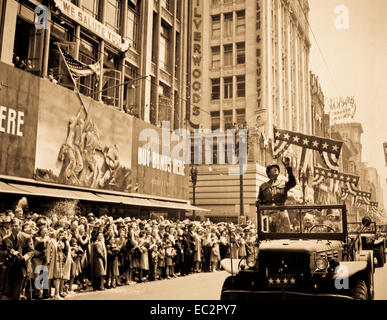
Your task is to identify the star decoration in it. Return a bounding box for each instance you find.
[312,140,319,147]
[322,143,328,149]
[290,278,296,284]
[268,278,274,284]
[276,278,281,284]
[275,131,281,138]
[283,133,290,140]
[283,278,288,284]
[346,176,351,181]
[293,136,300,143]
[327,172,332,177]
[332,145,339,151]
[334,174,338,179]
[303,138,309,145]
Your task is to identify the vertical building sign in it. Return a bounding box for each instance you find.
[190,0,203,127]
[255,0,263,122]
[383,142,387,167]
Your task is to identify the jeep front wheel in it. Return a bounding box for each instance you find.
[350,280,369,300]
[376,245,385,267]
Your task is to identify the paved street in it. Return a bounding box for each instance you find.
[66,271,230,300]
[65,264,387,300]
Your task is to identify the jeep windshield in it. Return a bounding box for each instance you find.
[257,205,347,241]
[348,222,376,234]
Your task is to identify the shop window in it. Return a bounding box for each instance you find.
[158,83,172,124]
[211,111,220,131]
[211,78,220,101]
[224,110,233,131]
[223,44,232,67]
[236,10,245,35]
[224,13,233,38]
[102,69,121,107]
[236,109,245,125]
[82,0,99,20]
[78,36,98,98]
[13,4,44,76]
[211,46,220,70]
[127,4,140,50]
[160,23,171,72]
[224,77,233,99]
[212,15,220,39]
[236,75,245,97]
[105,0,121,33]
[161,0,171,12]
[123,63,139,116]
[236,42,245,64]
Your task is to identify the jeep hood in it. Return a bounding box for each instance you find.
[258,239,344,253]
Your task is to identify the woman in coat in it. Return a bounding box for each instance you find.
[90,232,107,291]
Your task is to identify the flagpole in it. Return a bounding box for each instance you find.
[56,42,88,116]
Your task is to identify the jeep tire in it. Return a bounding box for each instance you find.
[350,280,369,300]
[220,276,235,300]
[376,245,385,268]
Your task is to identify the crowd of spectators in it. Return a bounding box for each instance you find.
[0,208,257,300]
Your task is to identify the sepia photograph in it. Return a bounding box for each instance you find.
[0,0,387,315]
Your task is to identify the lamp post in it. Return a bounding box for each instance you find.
[190,165,198,220]
[234,122,248,217]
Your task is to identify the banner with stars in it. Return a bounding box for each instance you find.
[273,128,343,171]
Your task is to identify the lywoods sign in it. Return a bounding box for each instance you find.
[190,0,203,125]
[328,96,357,125]
[53,0,122,49]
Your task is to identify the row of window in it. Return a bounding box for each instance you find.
[211,10,245,38]
[211,0,245,6]
[211,75,245,100]
[82,0,140,49]
[211,42,245,69]
[210,109,246,131]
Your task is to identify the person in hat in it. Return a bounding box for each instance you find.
[257,157,296,232]
[0,216,11,242]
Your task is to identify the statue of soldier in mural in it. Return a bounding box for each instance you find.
[43,106,133,192]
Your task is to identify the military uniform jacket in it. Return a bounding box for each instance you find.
[257,166,297,206]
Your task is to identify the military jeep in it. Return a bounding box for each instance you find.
[220,204,375,300]
[348,222,386,268]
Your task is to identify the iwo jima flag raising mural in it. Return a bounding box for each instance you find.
[34,44,133,192]
[273,128,343,172]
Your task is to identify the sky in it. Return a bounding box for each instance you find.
[308,0,387,212]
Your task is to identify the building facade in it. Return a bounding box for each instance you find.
[0,0,204,219]
[0,0,189,129]
[188,0,312,223]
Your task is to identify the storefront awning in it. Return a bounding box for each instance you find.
[0,181,210,212]
[0,181,30,194]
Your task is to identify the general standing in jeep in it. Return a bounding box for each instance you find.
[257,157,297,232]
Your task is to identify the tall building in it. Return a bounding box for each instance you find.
[0,0,188,129]
[188,0,313,223]
[0,0,205,219]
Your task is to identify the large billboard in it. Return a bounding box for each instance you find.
[0,62,39,178]
[35,81,134,192]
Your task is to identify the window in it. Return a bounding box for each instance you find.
[127,6,139,50]
[224,13,233,38]
[211,0,220,6]
[123,64,139,117]
[223,110,233,130]
[211,46,220,69]
[224,0,233,4]
[211,111,220,131]
[211,78,220,100]
[224,77,233,99]
[236,109,246,125]
[223,44,232,67]
[161,0,171,11]
[82,0,99,19]
[236,75,245,97]
[175,32,180,76]
[236,42,245,64]
[236,10,245,35]
[105,0,121,33]
[78,36,98,98]
[212,15,220,38]
[160,23,171,71]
